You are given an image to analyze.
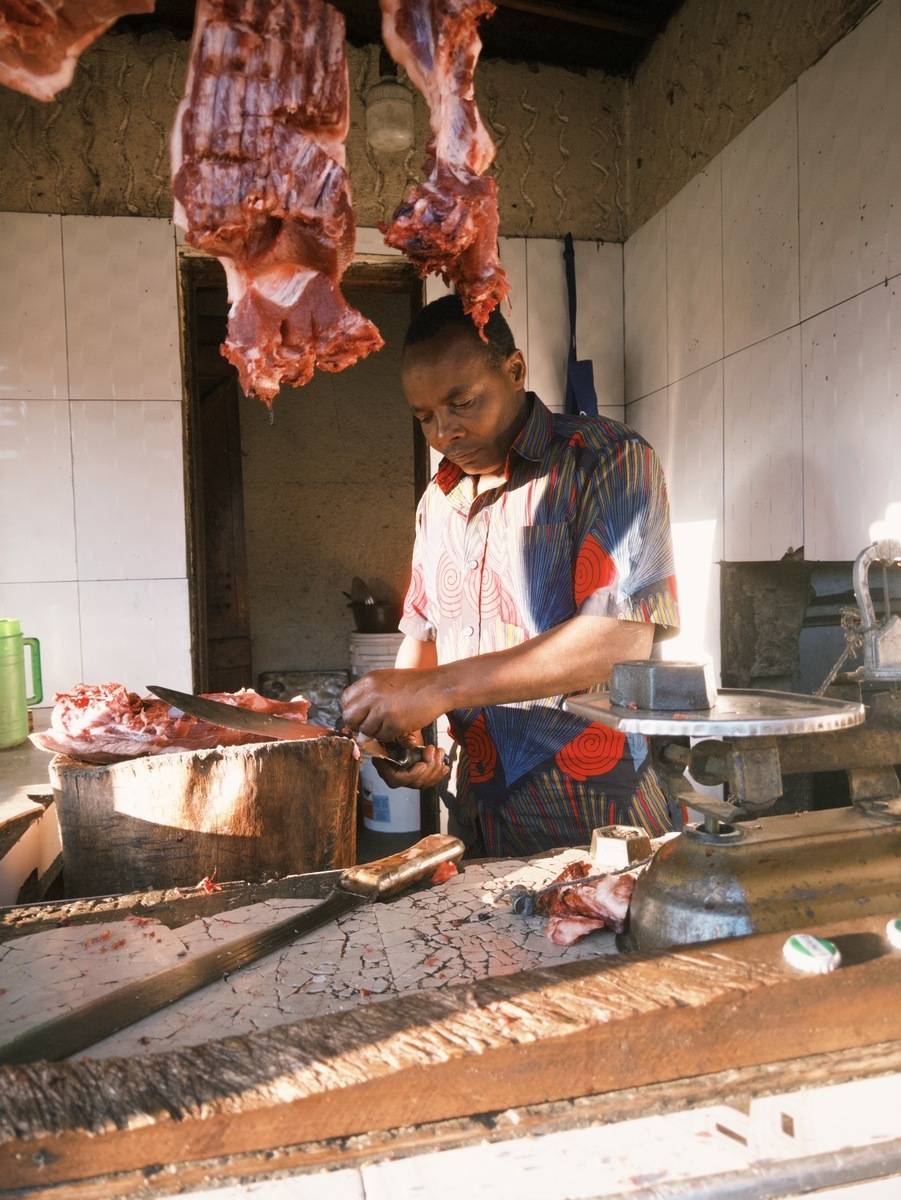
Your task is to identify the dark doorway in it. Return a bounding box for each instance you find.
[179,253,427,694]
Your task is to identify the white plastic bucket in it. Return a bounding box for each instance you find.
[349,631,404,679]
[359,758,421,834]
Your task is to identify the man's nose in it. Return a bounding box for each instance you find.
[431,411,463,450]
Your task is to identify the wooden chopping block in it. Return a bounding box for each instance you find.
[49,737,358,896]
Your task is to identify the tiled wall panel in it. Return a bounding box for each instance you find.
[798,0,901,320]
[498,236,529,367]
[0,213,68,401]
[70,400,187,581]
[665,163,724,385]
[724,329,804,562]
[525,237,569,411]
[801,280,901,560]
[722,87,800,356]
[624,209,667,404]
[79,578,192,695]
[625,2,901,671]
[574,240,624,413]
[0,581,83,701]
[0,399,76,583]
[62,216,182,401]
[625,387,669,473]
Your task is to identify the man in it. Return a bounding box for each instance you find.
[342,294,680,856]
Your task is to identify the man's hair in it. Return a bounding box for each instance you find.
[403,294,516,369]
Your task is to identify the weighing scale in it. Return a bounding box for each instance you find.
[564,540,901,951]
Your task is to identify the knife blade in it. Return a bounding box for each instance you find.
[0,834,464,1065]
[146,685,430,768]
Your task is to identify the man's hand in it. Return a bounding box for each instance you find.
[342,667,447,744]
[372,735,450,789]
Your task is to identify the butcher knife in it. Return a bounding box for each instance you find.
[147,684,436,769]
[0,834,464,1066]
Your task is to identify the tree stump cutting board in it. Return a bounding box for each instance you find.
[49,738,358,896]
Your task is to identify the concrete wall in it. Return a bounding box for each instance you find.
[624,0,901,677]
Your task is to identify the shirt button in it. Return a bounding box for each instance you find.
[468,559,479,570]
[462,625,474,637]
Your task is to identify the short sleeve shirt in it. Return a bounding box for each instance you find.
[400,394,680,855]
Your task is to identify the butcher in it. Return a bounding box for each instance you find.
[341,294,681,857]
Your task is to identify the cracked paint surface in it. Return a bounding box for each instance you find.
[0,851,618,1059]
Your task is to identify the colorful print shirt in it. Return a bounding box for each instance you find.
[400,394,680,856]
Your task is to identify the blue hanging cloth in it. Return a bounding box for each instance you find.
[563,233,599,418]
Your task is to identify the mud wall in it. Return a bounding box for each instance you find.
[0,31,625,241]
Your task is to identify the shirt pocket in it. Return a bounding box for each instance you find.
[504,523,575,634]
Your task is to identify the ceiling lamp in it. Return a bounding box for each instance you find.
[365,55,414,154]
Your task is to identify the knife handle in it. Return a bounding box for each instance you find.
[339,834,464,898]
[383,742,427,767]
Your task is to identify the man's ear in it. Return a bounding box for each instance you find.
[507,349,527,387]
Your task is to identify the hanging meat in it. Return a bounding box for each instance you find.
[0,0,153,101]
[378,0,510,332]
[171,0,384,406]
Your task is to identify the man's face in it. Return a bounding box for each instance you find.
[402,327,528,476]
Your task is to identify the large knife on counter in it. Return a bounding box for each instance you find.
[0,834,464,1065]
[147,684,436,768]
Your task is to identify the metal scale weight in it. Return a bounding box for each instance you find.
[565,540,901,952]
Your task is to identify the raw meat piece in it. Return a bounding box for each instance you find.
[30,682,315,764]
[378,0,509,331]
[545,915,608,947]
[0,0,153,101]
[171,0,383,405]
[429,860,458,885]
[537,859,637,944]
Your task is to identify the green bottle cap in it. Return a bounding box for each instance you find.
[886,918,901,951]
[783,933,841,974]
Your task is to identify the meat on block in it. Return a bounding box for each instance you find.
[379,0,510,332]
[171,0,384,406]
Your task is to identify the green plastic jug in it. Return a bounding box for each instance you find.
[0,618,43,750]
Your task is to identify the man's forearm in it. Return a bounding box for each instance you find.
[435,615,653,711]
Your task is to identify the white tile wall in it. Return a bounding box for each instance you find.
[801,279,901,560]
[525,237,569,410]
[63,216,182,401]
[667,361,725,551]
[798,0,901,322]
[0,213,68,402]
[722,87,800,356]
[70,400,187,581]
[624,207,667,403]
[724,329,804,562]
[521,236,624,415]
[625,1,901,669]
[1,216,189,705]
[0,581,83,702]
[498,235,528,365]
[79,578,192,695]
[0,399,76,583]
[626,386,668,471]
[666,162,724,384]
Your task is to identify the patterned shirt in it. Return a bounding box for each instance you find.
[400,394,680,855]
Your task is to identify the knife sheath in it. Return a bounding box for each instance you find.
[0,834,464,1066]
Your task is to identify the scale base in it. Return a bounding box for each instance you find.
[627,805,901,953]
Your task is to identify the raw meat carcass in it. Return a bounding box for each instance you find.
[31,682,315,764]
[171,0,383,406]
[538,860,637,946]
[0,0,153,101]
[378,0,509,332]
